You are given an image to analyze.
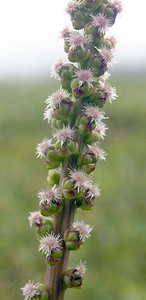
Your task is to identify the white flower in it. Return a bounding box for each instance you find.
[97,47,114,65]
[39,232,62,257]
[95,122,108,139]
[91,13,110,32]
[109,0,123,13]
[60,26,71,38]
[69,31,89,50]
[28,211,43,227]
[66,0,82,14]
[83,105,105,123]
[21,280,40,300]
[85,182,101,199]
[43,107,55,123]
[73,220,93,241]
[99,82,117,103]
[88,143,106,160]
[45,89,70,108]
[38,186,62,205]
[36,138,53,158]
[105,35,117,49]
[69,169,91,192]
[53,126,75,146]
[50,58,66,79]
[75,260,87,277]
[75,69,96,87]
[99,71,111,82]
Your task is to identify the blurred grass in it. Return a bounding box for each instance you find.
[0,74,146,300]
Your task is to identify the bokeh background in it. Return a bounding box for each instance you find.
[0,1,146,299]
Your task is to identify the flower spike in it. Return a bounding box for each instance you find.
[22,0,122,299]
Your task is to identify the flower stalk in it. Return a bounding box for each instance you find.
[21,1,122,299]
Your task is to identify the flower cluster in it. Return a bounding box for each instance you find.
[22,0,122,299]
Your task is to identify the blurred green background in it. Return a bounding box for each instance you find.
[0,74,146,300]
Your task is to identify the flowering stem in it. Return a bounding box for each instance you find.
[21,1,122,300]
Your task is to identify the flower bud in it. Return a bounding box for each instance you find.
[46,151,62,170]
[83,163,96,174]
[80,195,94,210]
[46,159,61,170]
[64,39,70,53]
[77,153,93,167]
[28,211,53,236]
[71,78,93,97]
[68,48,79,62]
[51,119,64,129]
[68,47,90,64]
[62,178,76,200]
[47,169,60,187]
[71,9,90,30]
[83,0,103,10]
[88,54,107,77]
[63,261,86,289]
[104,2,122,26]
[47,248,64,266]
[36,218,53,237]
[78,123,93,136]
[47,150,62,162]
[39,199,62,216]
[86,131,100,144]
[52,100,74,121]
[63,269,83,288]
[56,140,78,159]
[37,284,49,300]
[60,64,77,91]
[64,229,82,250]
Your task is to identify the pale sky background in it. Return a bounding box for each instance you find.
[0,0,146,80]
